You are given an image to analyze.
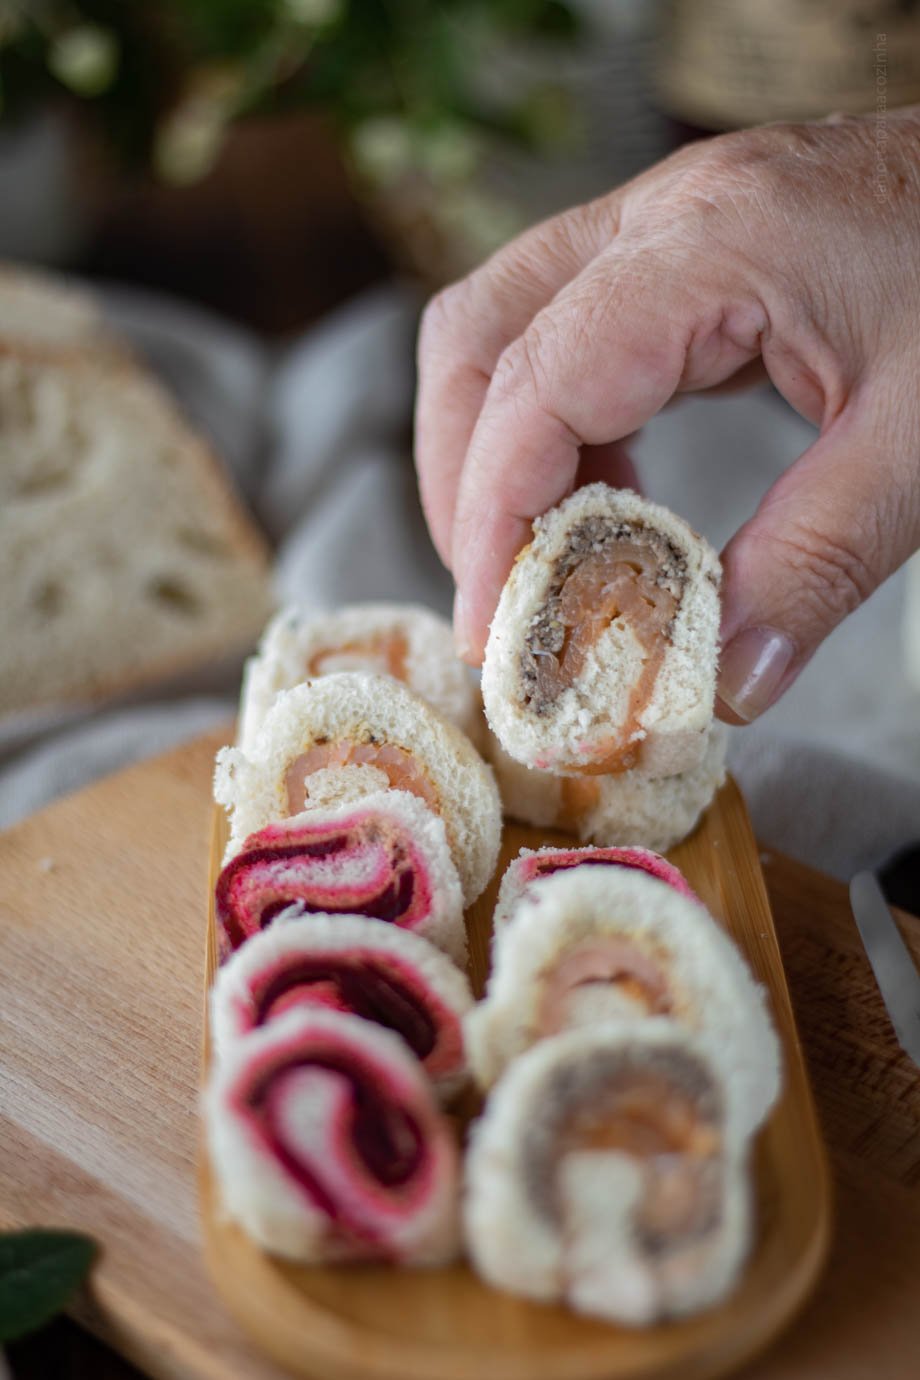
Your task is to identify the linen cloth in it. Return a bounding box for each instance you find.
[0,281,917,882]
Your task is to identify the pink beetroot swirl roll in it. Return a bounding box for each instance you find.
[210,913,473,1100]
[493,844,701,932]
[204,1007,460,1265]
[214,789,466,965]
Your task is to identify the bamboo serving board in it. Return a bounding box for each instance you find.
[4,732,920,1380]
[201,777,831,1380]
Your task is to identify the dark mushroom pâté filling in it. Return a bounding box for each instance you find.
[523,1045,723,1256]
[520,518,688,753]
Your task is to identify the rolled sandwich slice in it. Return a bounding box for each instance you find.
[482,484,720,778]
[467,865,781,1137]
[205,1007,459,1265]
[464,1020,752,1325]
[211,912,473,1100]
[489,722,727,852]
[214,789,466,965]
[492,843,700,933]
[238,602,481,752]
[215,671,502,905]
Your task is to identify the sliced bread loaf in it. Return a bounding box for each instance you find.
[0,264,122,356]
[0,266,273,717]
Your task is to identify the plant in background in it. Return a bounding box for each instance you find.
[0,1,581,265]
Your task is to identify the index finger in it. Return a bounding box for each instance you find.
[414,199,618,569]
[451,238,764,660]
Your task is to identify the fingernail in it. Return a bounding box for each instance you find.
[453,589,473,663]
[718,626,796,722]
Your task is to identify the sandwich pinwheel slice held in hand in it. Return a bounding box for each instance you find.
[464,1020,752,1326]
[205,1007,460,1266]
[238,602,481,752]
[491,843,701,933]
[482,484,720,779]
[489,722,727,852]
[210,911,473,1101]
[214,671,502,905]
[466,865,781,1138]
[214,788,467,965]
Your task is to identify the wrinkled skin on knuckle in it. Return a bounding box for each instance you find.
[485,235,574,312]
[526,205,605,277]
[431,199,617,337]
[558,276,620,361]
[659,131,771,216]
[871,361,920,473]
[570,190,621,249]
[658,118,920,413]
[619,137,774,305]
[491,318,561,417]
[648,122,861,278]
[588,237,746,394]
[747,515,880,632]
[418,281,471,362]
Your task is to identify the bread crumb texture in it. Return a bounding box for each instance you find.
[0,266,273,716]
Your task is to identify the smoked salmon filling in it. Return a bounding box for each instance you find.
[205,1008,459,1265]
[283,737,440,815]
[305,630,408,680]
[211,914,472,1098]
[482,487,721,780]
[463,1023,751,1325]
[534,935,675,1032]
[520,518,687,773]
[529,1045,723,1253]
[215,796,466,964]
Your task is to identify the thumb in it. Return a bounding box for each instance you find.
[717,392,920,722]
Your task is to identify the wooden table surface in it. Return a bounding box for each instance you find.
[1,731,919,1379]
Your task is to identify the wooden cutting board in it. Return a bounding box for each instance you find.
[1,731,919,1380]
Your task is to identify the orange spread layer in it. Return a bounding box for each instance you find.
[536,938,672,1035]
[307,631,409,681]
[561,1076,720,1243]
[284,739,439,815]
[558,776,602,829]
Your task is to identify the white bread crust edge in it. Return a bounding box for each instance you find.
[466,864,781,1137]
[238,602,479,751]
[491,843,673,932]
[490,722,728,852]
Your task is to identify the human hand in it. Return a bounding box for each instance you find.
[414,108,920,722]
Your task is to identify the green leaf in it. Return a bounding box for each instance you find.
[0,1230,97,1343]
